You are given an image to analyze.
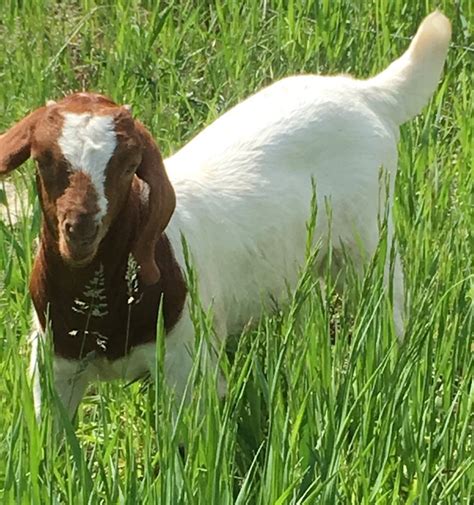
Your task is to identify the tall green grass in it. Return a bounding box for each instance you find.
[0,0,472,503]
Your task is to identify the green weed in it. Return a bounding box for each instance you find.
[0,1,472,503]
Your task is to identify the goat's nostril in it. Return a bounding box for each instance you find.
[65,221,74,237]
[64,220,75,239]
[64,218,98,245]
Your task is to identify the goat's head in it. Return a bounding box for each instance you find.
[0,93,175,284]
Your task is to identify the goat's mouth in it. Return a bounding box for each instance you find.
[67,250,97,267]
[57,216,105,267]
[59,237,99,267]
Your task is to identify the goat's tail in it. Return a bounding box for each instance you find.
[367,11,451,125]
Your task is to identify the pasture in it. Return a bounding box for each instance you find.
[0,0,472,503]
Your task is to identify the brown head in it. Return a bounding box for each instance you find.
[0,93,175,284]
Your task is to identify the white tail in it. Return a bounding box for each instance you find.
[369,11,451,125]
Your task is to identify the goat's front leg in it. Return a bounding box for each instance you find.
[52,357,89,421]
[146,310,227,411]
[30,332,89,423]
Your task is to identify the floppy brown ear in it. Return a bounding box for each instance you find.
[133,121,176,285]
[0,107,46,175]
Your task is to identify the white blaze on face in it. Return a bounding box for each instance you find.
[58,113,117,220]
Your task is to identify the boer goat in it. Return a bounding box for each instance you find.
[0,12,450,421]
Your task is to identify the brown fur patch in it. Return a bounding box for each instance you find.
[30,179,186,360]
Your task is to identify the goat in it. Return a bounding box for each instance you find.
[0,12,450,421]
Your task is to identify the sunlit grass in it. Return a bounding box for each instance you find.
[0,0,472,503]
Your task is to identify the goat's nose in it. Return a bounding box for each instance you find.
[64,215,99,245]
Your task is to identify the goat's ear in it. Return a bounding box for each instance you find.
[0,107,46,176]
[133,121,176,285]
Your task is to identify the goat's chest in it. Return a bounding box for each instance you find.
[45,288,159,360]
[86,342,156,382]
[32,267,185,362]
[30,235,187,361]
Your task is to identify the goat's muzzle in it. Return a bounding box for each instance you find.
[64,214,99,245]
[60,213,101,266]
[56,171,103,266]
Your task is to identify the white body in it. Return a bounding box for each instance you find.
[167,74,401,330]
[29,12,451,419]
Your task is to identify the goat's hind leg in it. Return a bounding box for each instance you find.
[389,251,405,339]
[329,221,405,339]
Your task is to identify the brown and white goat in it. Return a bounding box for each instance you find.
[0,12,451,421]
[1,93,188,418]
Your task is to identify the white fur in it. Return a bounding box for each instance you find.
[31,315,156,420]
[165,12,450,329]
[33,12,450,420]
[159,11,450,398]
[29,313,43,420]
[58,113,117,220]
